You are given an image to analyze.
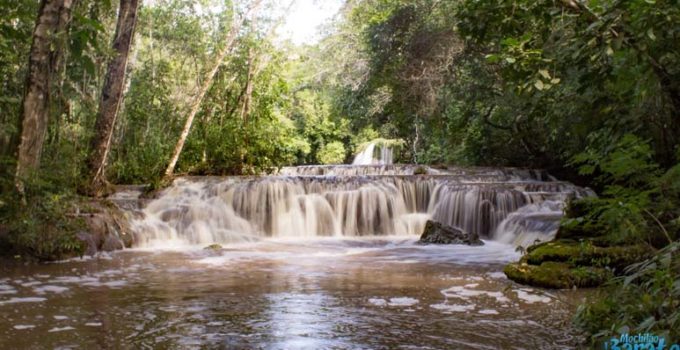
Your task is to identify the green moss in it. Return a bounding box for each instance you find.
[504,261,612,289]
[413,166,428,175]
[526,240,653,272]
[204,243,223,250]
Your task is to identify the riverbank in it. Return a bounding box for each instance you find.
[0,193,136,262]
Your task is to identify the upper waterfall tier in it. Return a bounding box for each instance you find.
[352,142,394,165]
[130,166,593,247]
[278,164,555,180]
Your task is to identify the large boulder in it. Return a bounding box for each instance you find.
[76,200,136,256]
[418,220,484,245]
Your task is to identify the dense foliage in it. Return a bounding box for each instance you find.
[324,0,679,343]
[1,0,679,342]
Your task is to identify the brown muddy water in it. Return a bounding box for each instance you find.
[0,237,590,349]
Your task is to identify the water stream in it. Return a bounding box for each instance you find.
[0,164,594,349]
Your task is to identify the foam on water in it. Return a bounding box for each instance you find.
[387,297,420,306]
[515,289,552,304]
[430,303,476,313]
[34,285,69,294]
[478,309,499,315]
[0,297,47,305]
[13,325,36,330]
[48,326,75,333]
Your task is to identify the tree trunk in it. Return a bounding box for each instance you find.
[238,50,256,172]
[15,0,76,192]
[164,0,262,178]
[87,0,140,195]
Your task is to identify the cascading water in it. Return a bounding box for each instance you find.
[352,142,394,165]
[131,165,593,247]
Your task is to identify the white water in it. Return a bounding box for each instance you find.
[130,165,591,248]
[353,142,394,165]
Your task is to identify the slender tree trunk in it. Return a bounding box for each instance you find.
[15,0,76,192]
[238,50,256,172]
[164,0,262,178]
[236,6,292,171]
[87,0,140,195]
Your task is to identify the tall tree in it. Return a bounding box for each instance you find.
[14,0,76,191]
[164,0,262,178]
[87,0,140,195]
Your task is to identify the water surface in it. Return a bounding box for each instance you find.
[0,238,588,349]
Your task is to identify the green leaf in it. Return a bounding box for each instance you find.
[538,69,551,79]
[534,80,544,90]
[485,54,500,63]
[646,28,656,41]
[501,37,519,46]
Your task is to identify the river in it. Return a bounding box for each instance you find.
[1,161,593,349]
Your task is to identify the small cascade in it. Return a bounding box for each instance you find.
[352,142,393,165]
[131,164,593,247]
[492,201,565,247]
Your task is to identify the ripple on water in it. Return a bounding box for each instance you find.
[0,284,17,295]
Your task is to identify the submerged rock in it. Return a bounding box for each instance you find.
[204,244,223,251]
[101,235,124,252]
[418,220,484,245]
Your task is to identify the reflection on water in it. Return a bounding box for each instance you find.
[0,238,588,349]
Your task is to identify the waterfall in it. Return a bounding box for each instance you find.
[131,165,593,247]
[352,142,393,165]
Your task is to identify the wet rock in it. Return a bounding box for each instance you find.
[84,216,106,249]
[504,261,612,289]
[418,220,484,245]
[101,235,124,252]
[204,244,223,250]
[76,231,98,256]
[75,201,135,255]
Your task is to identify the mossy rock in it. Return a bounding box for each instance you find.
[526,240,653,272]
[555,214,609,240]
[413,166,428,175]
[204,243,223,250]
[504,261,612,289]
